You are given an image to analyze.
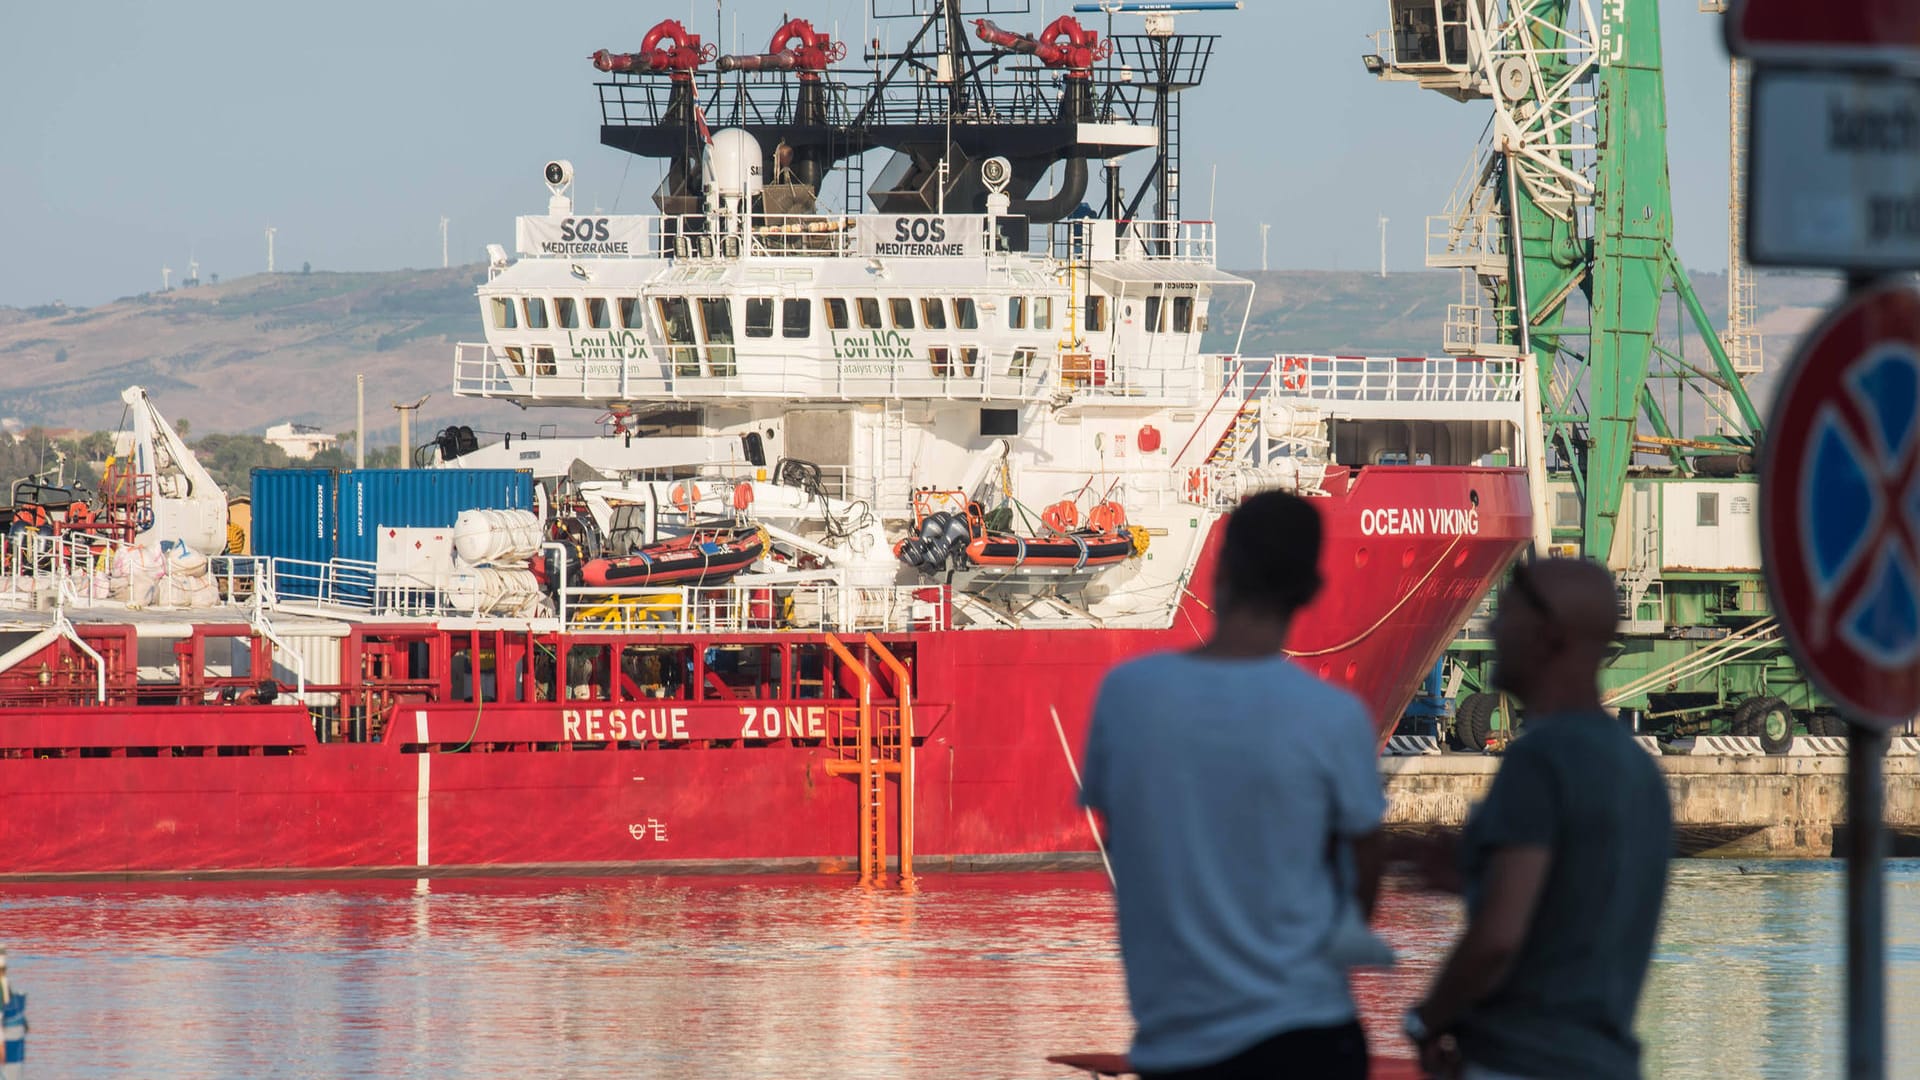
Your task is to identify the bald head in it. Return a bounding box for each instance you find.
[1523,557,1620,649]
[1491,557,1620,709]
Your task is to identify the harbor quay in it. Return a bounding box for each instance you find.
[1380,749,1920,859]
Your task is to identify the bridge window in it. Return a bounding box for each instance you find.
[490,297,517,329]
[1008,296,1027,330]
[534,346,557,376]
[825,298,850,331]
[1010,347,1036,378]
[1033,297,1053,331]
[929,346,950,375]
[503,346,525,374]
[587,298,611,329]
[1172,296,1194,333]
[959,346,979,377]
[858,297,883,330]
[700,297,736,375]
[659,297,699,375]
[921,298,947,331]
[782,299,812,339]
[1085,295,1107,332]
[1145,295,1164,333]
[523,298,549,330]
[556,297,580,330]
[952,297,979,330]
[618,297,642,329]
[890,298,916,330]
[745,297,775,338]
[1697,491,1719,527]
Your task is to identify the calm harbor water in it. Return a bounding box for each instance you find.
[1,861,1914,1078]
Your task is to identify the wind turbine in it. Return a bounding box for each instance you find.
[1259,223,1270,272]
[161,265,173,291]
[265,226,277,273]
[440,216,450,269]
[1377,215,1389,278]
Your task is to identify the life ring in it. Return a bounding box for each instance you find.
[670,481,702,514]
[1087,501,1127,535]
[135,504,156,531]
[732,481,754,511]
[1185,468,1209,503]
[1041,500,1079,534]
[1279,356,1309,392]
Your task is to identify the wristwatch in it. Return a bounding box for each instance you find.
[1402,1006,1432,1045]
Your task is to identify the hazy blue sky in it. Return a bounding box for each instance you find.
[1,1,1739,307]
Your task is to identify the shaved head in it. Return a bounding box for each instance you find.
[1491,557,1621,707]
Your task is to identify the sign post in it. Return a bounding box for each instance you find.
[1735,3,1920,1075]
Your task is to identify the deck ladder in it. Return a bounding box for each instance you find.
[822,632,916,887]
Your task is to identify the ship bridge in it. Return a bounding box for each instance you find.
[453,208,1244,411]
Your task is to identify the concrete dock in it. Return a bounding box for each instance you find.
[1380,751,1920,858]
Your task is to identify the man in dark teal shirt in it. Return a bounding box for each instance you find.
[1405,558,1673,1079]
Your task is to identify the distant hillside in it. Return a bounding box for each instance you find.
[0,265,1837,436]
[0,268,526,440]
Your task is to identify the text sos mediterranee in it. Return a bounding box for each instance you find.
[542,218,629,256]
[875,218,966,257]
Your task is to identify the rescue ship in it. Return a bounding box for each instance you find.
[0,2,1529,880]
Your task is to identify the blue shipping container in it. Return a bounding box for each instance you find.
[249,468,337,563]
[335,469,536,565]
[249,468,337,599]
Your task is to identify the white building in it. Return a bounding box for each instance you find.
[263,422,338,460]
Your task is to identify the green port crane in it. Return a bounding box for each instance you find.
[1367,1,1829,751]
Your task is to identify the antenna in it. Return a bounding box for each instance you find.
[264,226,277,273]
[1259,222,1270,272]
[1377,214,1388,278]
[440,216,451,269]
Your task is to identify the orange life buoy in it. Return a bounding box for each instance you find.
[1087,501,1127,535]
[1041,499,1079,534]
[1185,468,1209,503]
[1279,356,1309,392]
[732,481,754,511]
[670,481,702,514]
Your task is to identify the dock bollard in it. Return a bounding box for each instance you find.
[1,948,24,1080]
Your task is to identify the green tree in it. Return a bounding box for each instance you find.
[175,418,191,438]
[190,434,292,496]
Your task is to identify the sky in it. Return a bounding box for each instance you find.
[0,1,1740,308]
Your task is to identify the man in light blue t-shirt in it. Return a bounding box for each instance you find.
[1082,490,1387,1079]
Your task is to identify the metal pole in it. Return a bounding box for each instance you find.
[1846,722,1888,1079]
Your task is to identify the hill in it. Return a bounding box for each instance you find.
[0,265,1838,436]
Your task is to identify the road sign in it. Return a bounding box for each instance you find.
[1761,284,1920,730]
[1748,68,1920,270]
[1729,0,1920,63]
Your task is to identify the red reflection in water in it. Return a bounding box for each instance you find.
[0,872,1455,1078]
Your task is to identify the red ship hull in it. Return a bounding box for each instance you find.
[0,467,1527,877]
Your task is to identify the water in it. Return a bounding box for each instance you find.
[2,862,1915,1078]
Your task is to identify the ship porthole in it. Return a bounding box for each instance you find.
[1317,662,1332,678]
[1344,661,1359,682]
[1354,547,1369,568]
[1453,547,1470,568]
[1401,547,1416,569]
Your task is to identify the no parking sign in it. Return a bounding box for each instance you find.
[1761,283,1920,729]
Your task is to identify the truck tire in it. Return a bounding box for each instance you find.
[1453,692,1498,753]
[1739,696,1796,755]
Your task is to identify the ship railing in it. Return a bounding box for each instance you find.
[1224,355,1523,405]
[555,573,945,635]
[263,556,379,612]
[1048,219,1218,264]
[454,341,1125,405]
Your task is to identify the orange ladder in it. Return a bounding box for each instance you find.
[822,632,916,888]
